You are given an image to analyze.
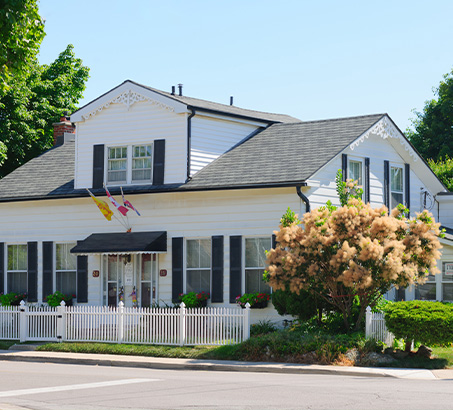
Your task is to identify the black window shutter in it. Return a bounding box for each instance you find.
[211,236,224,303]
[0,243,4,295]
[172,237,183,302]
[342,154,348,181]
[77,255,88,303]
[92,144,105,189]
[365,157,370,203]
[153,139,166,185]
[384,160,390,210]
[229,235,242,303]
[27,242,38,302]
[405,163,410,212]
[42,242,53,302]
[272,234,277,249]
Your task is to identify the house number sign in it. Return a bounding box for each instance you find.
[445,263,453,275]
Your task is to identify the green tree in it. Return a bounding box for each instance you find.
[0,0,45,95]
[0,44,89,177]
[427,156,453,191]
[407,68,453,161]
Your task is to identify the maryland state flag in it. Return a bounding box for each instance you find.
[86,189,113,221]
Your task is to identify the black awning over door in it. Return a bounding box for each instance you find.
[70,231,167,254]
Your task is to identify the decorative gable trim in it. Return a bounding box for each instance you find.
[71,81,187,123]
[82,89,176,120]
[349,116,417,161]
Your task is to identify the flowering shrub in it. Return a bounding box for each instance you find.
[45,291,75,307]
[266,172,443,330]
[236,292,270,308]
[0,292,27,306]
[178,291,209,308]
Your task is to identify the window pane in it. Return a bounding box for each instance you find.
[442,262,453,281]
[7,245,27,271]
[186,240,199,268]
[245,238,271,268]
[349,161,362,185]
[186,269,210,294]
[141,254,152,281]
[391,167,403,192]
[443,283,453,301]
[245,269,271,294]
[415,283,436,300]
[391,192,403,209]
[7,272,27,294]
[108,255,118,281]
[56,243,76,271]
[56,271,77,296]
[199,239,211,268]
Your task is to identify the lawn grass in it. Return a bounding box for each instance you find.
[34,338,453,369]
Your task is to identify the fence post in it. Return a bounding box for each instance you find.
[243,303,251,341]
[118,301,124,343]
[179,302,186,346]
[365,306,372,338]
[19,300,27,343]
[57,301,66,343]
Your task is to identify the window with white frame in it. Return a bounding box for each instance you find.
[107,144,153,185]
[245,237,271,294]
[56,243,77,297]
[186,239,211,293]
[442,262,453,301]
[7,245,27,294]
[348,159,363,199]
[132,145,152,182]
[415,272,436,301]
[390,165,404,209]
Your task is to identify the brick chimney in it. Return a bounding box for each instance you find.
[53,114,75,146]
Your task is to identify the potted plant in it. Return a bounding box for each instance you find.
[0,292,27,306]
[178,291,210,308]
[236,292,270,309]
[45,291,75,307]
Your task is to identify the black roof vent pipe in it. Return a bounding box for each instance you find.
[178,84,183,96]
[230,96,233,106]
[171,86,175,95]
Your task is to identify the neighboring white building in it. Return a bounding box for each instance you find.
[0,80,452,323]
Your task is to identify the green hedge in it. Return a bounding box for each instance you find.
[385,301,453,346]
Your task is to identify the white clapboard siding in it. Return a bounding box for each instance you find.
[0,187,300,309]
[306,132,430,219]
[75,100,187,188]
[190,115,259,175]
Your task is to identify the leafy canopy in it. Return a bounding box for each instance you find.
[407,68,453,162]
[0,0,45,96]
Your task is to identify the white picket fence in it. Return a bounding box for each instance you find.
[365,306,394,346]
[0,302,251,346]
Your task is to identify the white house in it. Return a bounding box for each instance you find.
[0,80,452,323]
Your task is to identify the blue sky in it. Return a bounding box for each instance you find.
[38,0,453,132]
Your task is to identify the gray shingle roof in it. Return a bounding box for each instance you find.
[184,114,385,189]
[0,113,386,202]
[0,142,76,200]
[73,80,300,124]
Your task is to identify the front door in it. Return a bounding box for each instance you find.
[103,254,158,307]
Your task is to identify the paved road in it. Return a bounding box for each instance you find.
[0,360,452,410]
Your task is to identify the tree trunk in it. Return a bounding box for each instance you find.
[405,339,412,353]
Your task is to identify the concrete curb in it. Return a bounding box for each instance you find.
[0,350,438,379]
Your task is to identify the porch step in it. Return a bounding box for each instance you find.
[9,344,43,351]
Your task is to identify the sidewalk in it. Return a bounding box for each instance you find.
[1,348,452,380]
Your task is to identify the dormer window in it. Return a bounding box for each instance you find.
[106,144,153,185]
[132,145,152,182]
[107,147,127,183]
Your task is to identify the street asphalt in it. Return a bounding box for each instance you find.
[1,347,453,380]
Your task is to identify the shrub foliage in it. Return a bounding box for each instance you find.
[385,301,453,348]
